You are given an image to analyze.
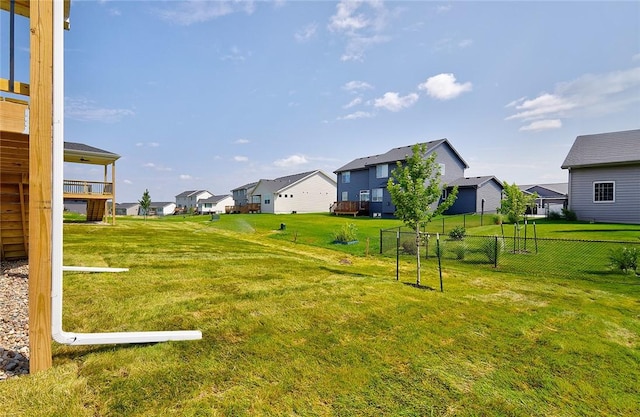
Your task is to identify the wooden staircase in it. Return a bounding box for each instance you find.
[86,199,106,222]
[0,172,29,260]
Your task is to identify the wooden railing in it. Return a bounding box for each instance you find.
[225,203,261,214]
[63,180,113,198]
[330,201,369,216]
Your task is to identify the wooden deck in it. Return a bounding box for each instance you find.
[330,201,369,217]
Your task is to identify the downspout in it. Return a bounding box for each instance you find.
[51,0,201,345]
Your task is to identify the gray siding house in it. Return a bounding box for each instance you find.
[446,176,503,215]
[334,139,501,218]
[561,129,640,224]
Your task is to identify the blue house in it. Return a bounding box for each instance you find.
[333,139,500,218]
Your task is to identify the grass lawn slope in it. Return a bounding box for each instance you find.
[1,214,639,416]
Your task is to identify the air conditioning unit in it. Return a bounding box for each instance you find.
[373,212,381,218]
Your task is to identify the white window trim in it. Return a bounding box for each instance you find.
[372,188,383,202]
[342,171,351,184]
[376,164,388,179]
[593,181,615,203]
[341,191,349,202]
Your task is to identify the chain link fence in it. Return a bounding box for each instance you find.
[380,226,640,280]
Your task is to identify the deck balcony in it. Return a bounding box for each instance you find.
[63,179,114,199]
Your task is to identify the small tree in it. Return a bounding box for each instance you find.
[387,143,458,286]
[499,182,537,224]
[139,189,151,220]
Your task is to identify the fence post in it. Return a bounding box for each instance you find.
[379,229,383,254]
[524,219,528,252]
[437,233,443,292]
[396,231,400,281]
[533,222,538,254]
[494,235,498,268]
[442,217,445,234]
[463,214,466,229]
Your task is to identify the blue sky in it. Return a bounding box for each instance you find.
[4,1,640,203]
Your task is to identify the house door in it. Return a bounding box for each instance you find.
[359,190,370,210]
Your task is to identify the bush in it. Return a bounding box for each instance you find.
[608,247,639,274]
[448,226,466,240]
[548,211,563,220]
[402,239,417,255]
[562,208,577,221]
[333,223,358,243]
[481,236,503,264]
[492,214,503,225]
[452,242,467,260]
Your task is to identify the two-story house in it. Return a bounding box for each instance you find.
[175,190,213,213]
[334,139,502,218]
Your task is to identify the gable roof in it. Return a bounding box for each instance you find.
[198,195,233,204]
[561,129,640,169]
[519,183,568,197]
[149,202,176,208]
[253,170,336,194]
[115,202,140,209]
[175,190,210,198]
[64,141,120,165]
[448,176,502,188]
[334,139,469,173]
[231,182,259,192]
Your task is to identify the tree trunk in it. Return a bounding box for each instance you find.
[415,225,421,286]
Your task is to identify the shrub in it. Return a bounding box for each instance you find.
[402,239,417,255]
[548,211,563,220]
[562,208,577,221]
[448,226,466,240]
[333,223,358,243]
[481,236,503,265]
[452,242,467,260]
[492,214,503,225]
[608,247,639,274]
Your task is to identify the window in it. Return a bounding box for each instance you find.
[264,194,272,205]
[376,164,388,178]
[341,191,348,201]
[441,188,448,200]
[342,171,351,183]
[594,181,615,203]
[359,190,370,202]
[372,188,383,202]
[439,163,445,176]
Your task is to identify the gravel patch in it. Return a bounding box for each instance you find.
[1,259,30,380]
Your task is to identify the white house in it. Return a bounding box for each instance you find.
[143,202,176,216]
[175,190,213,212]
[197,195,234,214]
[115,202,140,216]
[250,170,337,214]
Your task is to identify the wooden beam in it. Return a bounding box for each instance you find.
[28,0,53,373]
[0,78,31,96]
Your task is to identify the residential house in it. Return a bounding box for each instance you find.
[334,139,501,218]
[561,129,640,224]
[115,202,140,216]
[229,182,259,213]
[446,176,503,215]
[144,202,177,217]
[175,190,213,213]
[196,195,234,214]
[249,170,337,214]
[518,183,568,215]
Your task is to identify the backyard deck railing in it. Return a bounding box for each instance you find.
[63,179,113,198]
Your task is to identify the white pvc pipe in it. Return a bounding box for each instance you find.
[51,0,201,345]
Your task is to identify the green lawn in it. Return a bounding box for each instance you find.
[2,214,639,416]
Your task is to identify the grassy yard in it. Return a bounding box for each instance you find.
[2,214,639,416]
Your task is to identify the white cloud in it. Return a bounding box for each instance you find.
[343,80,373,92]
[519,119,562,131]
[154,0,255,26]
[328,1,390,62]
[374,92,419,112]
[338,111,373,121]
[123,179,133,185]
[343,97,363,109]
[458,39,473,48]
[418,73,472,100]
[179,174,194,180]
[274,155,309,167]
[633,53,640,62]
[437,5,452,13]
[234,138,250,144]
[506,67,640,126]
[295,23,318,43]
[143,163,156,168]
[234,156,249,162]
[65,97,134,123]
[221,46,250,62]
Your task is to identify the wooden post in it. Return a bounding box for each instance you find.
[29,0,54,373]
